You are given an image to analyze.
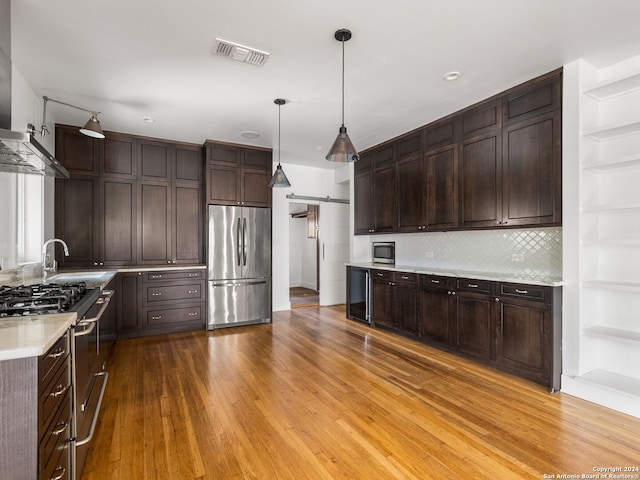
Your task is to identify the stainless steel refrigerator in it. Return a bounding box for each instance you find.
[207,205,272,329]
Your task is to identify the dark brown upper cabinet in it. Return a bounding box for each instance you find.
[137,138,173,182]
[174,143,203,184]
[55,124,102,175]
[424,117,458,151]
[424,144,459,230]
[102,133,136,178]
[502,111,561,226]
[503,69,562,125]
[204,140,272,207]
[354,152,374,235]
[460,98,502,139]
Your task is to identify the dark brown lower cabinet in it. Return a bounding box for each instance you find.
[418,275,455,346]
[495,283,561,391]
[356,268,562,391]
[116,269,206,338]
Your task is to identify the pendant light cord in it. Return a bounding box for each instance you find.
[341,37,345,127]
[278,102,282,166]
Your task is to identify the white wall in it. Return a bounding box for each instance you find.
[0,64,52,271]
[272,163,349,311]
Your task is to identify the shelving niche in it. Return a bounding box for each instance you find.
[566,56,640,417]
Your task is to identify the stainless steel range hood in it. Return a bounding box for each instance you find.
[0,126,69,177]
[0,0,69,178]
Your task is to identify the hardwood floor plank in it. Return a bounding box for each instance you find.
[82,305,640,479]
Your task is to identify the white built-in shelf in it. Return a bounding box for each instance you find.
[581,238,640,246]
[582,121,640,141]
[583,325,640,346]
[574,369,640,399]
[581,202,640,213]
[581,280,640,293]
[582,72,640,100]
[581,156,640,171]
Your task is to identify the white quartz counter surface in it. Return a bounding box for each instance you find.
[0,312,77,361]
[347,263,564,287]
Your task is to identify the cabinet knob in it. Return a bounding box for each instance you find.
[167,260,171,264]
[100,262,104,266]
[138,272,142,276]
[418,226,422,230]
[495,297,500,302]
[94,262,98,266]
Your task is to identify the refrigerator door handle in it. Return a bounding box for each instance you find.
[236,217,242,266]
[242,217,247,266]
[211,280,267,287]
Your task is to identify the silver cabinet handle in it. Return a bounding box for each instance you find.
[51,466,66,480]
[152,315,162,320]
[188,312,199,317]
[401,276,409,280]
[515,289,528,294]
[51,421,68,436]
[76,372,108,447]
[431,280,440,284]
[151,274,162,279]
[187,289,199,294]
[47,347,65,359]
[152,292,163,296]
[377,273,383,277]
[468,284,478,288]
[50,383,68,398]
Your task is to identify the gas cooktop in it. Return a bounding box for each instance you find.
[0,282,97,318]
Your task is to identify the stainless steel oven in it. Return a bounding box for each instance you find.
[71,289,114,480]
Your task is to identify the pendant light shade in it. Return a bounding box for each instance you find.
[79,113,105,139]
[326,29,359,163]
[268,98,292,188]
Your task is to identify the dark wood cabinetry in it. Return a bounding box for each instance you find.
[116,269,206,338]
[353,69,562,235]
[371,270,417,335]
[55,126,204,267]
[350,267,562,390]
[205,140,272,207]
[495,283,561,390]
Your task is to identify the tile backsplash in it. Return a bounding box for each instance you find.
[371,227,562,278]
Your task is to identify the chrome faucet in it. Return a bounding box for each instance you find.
[42,238,70,279]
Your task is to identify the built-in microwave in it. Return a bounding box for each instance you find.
[372,242,395,264]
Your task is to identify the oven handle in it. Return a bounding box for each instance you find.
[75,371,108,447]
[74,290,114,335]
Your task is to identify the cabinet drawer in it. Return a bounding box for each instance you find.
[39,333,69,385]
[457,278,494,294]
[420,274,454,290]
[393,272,416,284]
[146,305,203,326]
[144,270,204,282]
[144,283,204,304]
[499,283,549,302]
[39,358,71,438]
[41,435,70,480]
[40,403,71,475]
[371,270,392,282]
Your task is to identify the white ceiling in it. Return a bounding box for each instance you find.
[11,0,640,169]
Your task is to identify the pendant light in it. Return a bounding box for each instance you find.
[38,96,105,139]
[326,29,359,163]
[268,98,292,188]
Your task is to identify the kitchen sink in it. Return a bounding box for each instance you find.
[47,271,115,287]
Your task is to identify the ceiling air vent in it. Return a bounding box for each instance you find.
[211,38,270,67]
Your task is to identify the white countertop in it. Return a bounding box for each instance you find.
[0,312,77,361]
[347,262,564,287]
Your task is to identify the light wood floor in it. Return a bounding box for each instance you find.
[82,306,640,479]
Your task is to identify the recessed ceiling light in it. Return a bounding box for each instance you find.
[443,71,461,81]
[241,131,260,139]
[142,116,156,123]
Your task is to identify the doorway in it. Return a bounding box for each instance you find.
[289,203,319,308]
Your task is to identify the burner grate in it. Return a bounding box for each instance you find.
[0,282,88,317]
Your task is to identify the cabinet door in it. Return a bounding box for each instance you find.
[503,70,561,125]
[174,144,203,183]
[137,139,173,181]
[372,165,396,232]
[459,132,502,228]
[502,111,561,226]
[424,118,457,151]
[495,297,550,384]
[454,292,494,360]
[138,182,171,264]
[205,142,240,167]
[354,170,374,235]
[117,273,142,335]
[241,148,271,170]
[100,179,136,266]
[55,175,99,268]
[371,273,394,328]
[419,287,454,345]
[424,144,458,230]
[102,133,135,178]
[241,169,271,207]
[460,98,501,139]
[206,164,240,205]
[395,281,418,335]
[396,154,424,232]
[172,184,203,263]
[55,125,101,175]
